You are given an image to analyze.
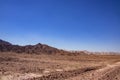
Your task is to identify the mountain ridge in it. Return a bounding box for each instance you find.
[0,39,67,54]
[0,39,119,55]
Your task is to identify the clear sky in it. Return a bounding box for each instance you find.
[0,0,120,52]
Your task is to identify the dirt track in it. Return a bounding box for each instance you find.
[23,62,120,80]
[66,62,120,80]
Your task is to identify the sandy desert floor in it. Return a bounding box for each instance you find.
[0,52,120,80]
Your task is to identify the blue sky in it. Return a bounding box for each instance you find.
[0,0,120,52]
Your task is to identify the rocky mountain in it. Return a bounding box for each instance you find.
[0,39,90,55]
[0,39,119,55]
[0,39,66,55]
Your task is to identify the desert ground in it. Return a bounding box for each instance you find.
[0,52,120,80]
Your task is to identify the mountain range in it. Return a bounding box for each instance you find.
[0,39,67,55]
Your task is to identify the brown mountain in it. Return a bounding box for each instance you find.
[0,39,66,55]
[0,39,89,56]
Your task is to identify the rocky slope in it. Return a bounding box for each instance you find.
[0,39,66,55]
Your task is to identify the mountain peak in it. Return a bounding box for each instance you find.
[0,39,63,54]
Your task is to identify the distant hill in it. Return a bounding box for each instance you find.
[1,39,119,55]
[0,39,69,55]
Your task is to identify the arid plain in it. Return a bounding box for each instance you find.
[0,39,120,80]
[0,52,120,80]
